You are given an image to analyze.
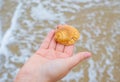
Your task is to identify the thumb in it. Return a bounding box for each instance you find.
[66,52,91,69]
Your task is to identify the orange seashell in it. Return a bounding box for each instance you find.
[54,25,80,45]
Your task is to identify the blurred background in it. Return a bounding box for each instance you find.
[0,0,120,82]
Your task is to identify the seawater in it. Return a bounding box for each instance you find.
[0,0,120,82]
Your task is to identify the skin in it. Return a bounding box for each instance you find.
[14,29,91,82]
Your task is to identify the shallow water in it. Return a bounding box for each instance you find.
[0,0,120,82]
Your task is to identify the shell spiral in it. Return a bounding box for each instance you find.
[54,25,80,45]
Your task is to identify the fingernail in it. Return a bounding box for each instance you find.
[84,52,91,58]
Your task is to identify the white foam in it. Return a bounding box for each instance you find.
[0,73,7,82]
[105,45,115,57]
[30,2,68,23]
[0,3,23,73]
[23,20,35,28]
[88,59,97,82]
[0,3,22,52]
[62,70,84,82]
[107,66,114,81]
[105,59,111,65]
[55,2,80,13]
[0,17,2,45]
[0,0,4,9]
[82,30,91,38]
[31,4,57,21]
[0,3,25,80]
[94,27,101,37]
[66,0,92,3]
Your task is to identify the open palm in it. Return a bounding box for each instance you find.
[15,30,91,82]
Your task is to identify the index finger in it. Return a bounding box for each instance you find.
[40,30,55,49]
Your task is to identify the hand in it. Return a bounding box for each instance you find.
[14,30,91,82]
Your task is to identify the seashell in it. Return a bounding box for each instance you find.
[54,25,80,45]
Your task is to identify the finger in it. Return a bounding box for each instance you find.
[64,45,74,56]
[40,30,55,49]
[66,52,91,69]
[56,43,65,52]
[49,36,57,49]
[57,24,64,29]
